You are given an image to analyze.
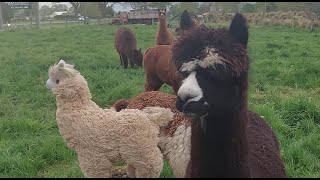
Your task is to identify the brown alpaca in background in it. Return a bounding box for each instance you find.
[115,27,143,69]
[143,45,183,94]
[155,8,174,45]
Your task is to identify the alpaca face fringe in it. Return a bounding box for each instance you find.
[180,47,226,73]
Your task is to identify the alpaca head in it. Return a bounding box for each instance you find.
[133,48,143,67]
[180,10,194,31]
[46,59,77,90]
[158,8,167,20]
[172,13,249,117]
[46,60,90,100]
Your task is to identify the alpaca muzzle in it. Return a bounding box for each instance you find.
[46,79,56,90]
[176,96,209,117]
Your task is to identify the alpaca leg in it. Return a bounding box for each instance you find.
[129,59,134,68]
[126,163,136,178]
[130,148,163,178]
[144,74,164,92]
[119,53,123,66]
[77,149,113,178]
[122,54,129,69]
[123,139,163,178]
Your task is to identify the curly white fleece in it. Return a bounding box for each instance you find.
[50,69,173,178]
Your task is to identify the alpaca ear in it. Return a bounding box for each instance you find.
[58,59,65,68]
[228,13,248,48]
[164,8,167,12]
[139,48,141,52]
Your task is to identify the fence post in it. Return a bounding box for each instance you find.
[35,2,40,29]
[0,2,3,29]
[65,17,68,28]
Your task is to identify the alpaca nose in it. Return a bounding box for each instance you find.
[176,96,185,112]
[176,95,210,116]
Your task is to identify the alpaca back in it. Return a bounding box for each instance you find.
[115,27,137,58]
[247,111,287,178]
[143,45,182,86]
[112,91,191,137]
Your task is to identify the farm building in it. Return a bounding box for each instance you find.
[127,9,159,25]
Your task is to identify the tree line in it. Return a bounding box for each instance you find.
[1,2,319,24]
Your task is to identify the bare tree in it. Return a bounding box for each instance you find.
[100,2,118,17]
[69,2,80,16]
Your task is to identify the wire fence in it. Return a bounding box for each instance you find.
[0,17,117,30]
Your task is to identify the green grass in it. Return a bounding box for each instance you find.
[0,23,319,178]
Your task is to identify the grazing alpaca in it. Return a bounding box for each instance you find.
[172,13,287,178]
[112,91,192,178]
[143,45,184,94]
[155,8,174,45]
[46,60,174,178]
[115,27,143,69]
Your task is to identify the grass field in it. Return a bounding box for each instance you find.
[0,22,319,178]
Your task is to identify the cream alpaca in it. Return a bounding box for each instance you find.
[46,59,174,178]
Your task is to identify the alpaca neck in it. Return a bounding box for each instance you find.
[158,18,167,32]
[189,77,250,178]
[56,95,98,110]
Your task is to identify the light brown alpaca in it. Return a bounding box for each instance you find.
[155,8,174,45]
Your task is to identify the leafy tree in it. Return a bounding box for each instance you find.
[266,2,277,12]
[0,2,14,23]
[125,2,149,10]
[39,5,54,17]
[51,3,68,12]
[148,2,171,9]
[167,3,179,18]
[198,2,210,14]
[104,6,115,18]
[79,2,102,18]
[215,2,240,13]
[176,2,199,14]
[240,3,256,13]
[272,2,305,12]
[88,2,103,18]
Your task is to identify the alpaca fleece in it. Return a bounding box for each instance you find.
[112,91,191,178]
[143,45,184,94]
[47,61,174,178]
[112,90,287,178]
[172,13,287,177]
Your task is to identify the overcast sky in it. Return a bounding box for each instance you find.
[39,2,133,12]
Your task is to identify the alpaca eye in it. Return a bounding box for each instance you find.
[56,79,60,84]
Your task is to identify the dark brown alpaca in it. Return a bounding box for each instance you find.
[114,27,143,69]
[175,10,199,36]
[155,8,174,45]
[143,45,184,94]
[172,13,287,178]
